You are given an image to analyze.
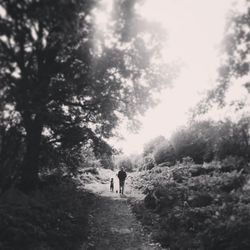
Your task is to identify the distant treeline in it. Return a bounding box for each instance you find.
[116,116,250,172]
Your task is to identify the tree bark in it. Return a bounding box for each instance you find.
[20,116,43,192]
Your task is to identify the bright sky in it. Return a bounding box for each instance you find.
[101,0,237,154]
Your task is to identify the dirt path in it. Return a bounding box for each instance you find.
[81,171,163,250]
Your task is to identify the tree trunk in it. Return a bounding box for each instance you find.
[20,117,43,192]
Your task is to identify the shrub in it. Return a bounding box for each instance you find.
[143,136,176,167]
[143,155,156,170]
[0,179,94,250]
[153,141,176,166]
[82,167,99,175]
[220,156,247,173]
[131,161,250,250]
[182,156,194,165]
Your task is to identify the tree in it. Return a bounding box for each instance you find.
[170,121,217,163]
[0,0,97,190]
[0,126,25,191]
[153,140,176,166]
[214,118,250,160]
[143,135,176,166]
[0,0,174,191]
[193,0,250,115]
[170,118,250,163]
[143,136,167,157]
[143,154,155,170]
[116,156,133,172]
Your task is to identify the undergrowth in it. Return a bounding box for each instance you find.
[0,178,95,250]
[131,157,250,250]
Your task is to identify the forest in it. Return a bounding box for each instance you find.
[0,0,250,249]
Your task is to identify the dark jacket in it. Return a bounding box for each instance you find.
[118,170,127,181]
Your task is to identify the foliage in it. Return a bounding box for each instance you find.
[115,155,134,172]
[142,135,176,168]
[81,167,99,175]
[193,0,250,115]
[98,153,114,170]
[171,121,216,163]
[182,156,194,165]
[0,0,97,189]
[143,136,167,156]
[214,118,250,160]
[170,118,250,163]
[115,153,144,172]
[133,117,249,174]
[142,154,156,170]
[0,178,95,250]
[129,153,144,170]
[0,0,174,190]
[152,139,176,166]
[131,159,250,249]
[0,126,25,191]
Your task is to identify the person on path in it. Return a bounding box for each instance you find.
[110,178,114,192]
[117,168,127,194]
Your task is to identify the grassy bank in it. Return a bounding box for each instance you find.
[130,158,250,250]
[0,178,95,250]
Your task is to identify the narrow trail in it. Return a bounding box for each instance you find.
[80,171,163,250]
